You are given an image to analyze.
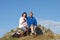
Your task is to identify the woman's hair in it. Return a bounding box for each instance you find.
[22,12,27,18]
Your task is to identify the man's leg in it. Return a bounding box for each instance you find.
[30,25,34,33]
[30,24,37,35]
[34,26,37,35]
[30,25,34,34]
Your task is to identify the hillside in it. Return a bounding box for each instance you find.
[0,25,60,40]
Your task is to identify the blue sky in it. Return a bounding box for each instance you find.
[0,0,60,38]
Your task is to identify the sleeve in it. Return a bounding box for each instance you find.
[19,17,24,25]
[34,17,37,26]
[27,17,30,27]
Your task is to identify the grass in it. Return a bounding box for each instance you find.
[1,33,55,40]
[0,25,60,40]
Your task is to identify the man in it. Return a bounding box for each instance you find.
[27,12,37,35]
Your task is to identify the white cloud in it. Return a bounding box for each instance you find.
[0,28,6,33]
[37,19,60,34]
[0,28,7,38]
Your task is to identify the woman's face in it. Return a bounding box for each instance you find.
[23,14,26,18]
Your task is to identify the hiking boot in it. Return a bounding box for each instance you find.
[32,33,35,35]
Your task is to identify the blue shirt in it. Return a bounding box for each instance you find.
[27,16,37,27]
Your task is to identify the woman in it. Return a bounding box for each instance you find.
[19,12,28,36]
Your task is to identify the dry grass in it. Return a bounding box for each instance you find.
[1,25,60,40]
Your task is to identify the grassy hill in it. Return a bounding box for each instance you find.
[0,25,60,40]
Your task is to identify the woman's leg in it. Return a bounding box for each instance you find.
[22,27,28,36]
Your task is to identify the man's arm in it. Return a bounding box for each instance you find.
[34,17,37,26]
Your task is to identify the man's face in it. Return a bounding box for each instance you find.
[30,13,33,17]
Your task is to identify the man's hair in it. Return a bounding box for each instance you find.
[22,12,27,18]
[30,12,33,15]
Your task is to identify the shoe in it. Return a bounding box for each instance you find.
[32,33,35,35]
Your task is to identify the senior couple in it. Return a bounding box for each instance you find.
[19,12,37,35]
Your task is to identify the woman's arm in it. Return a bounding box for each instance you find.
[19,17,25,24]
